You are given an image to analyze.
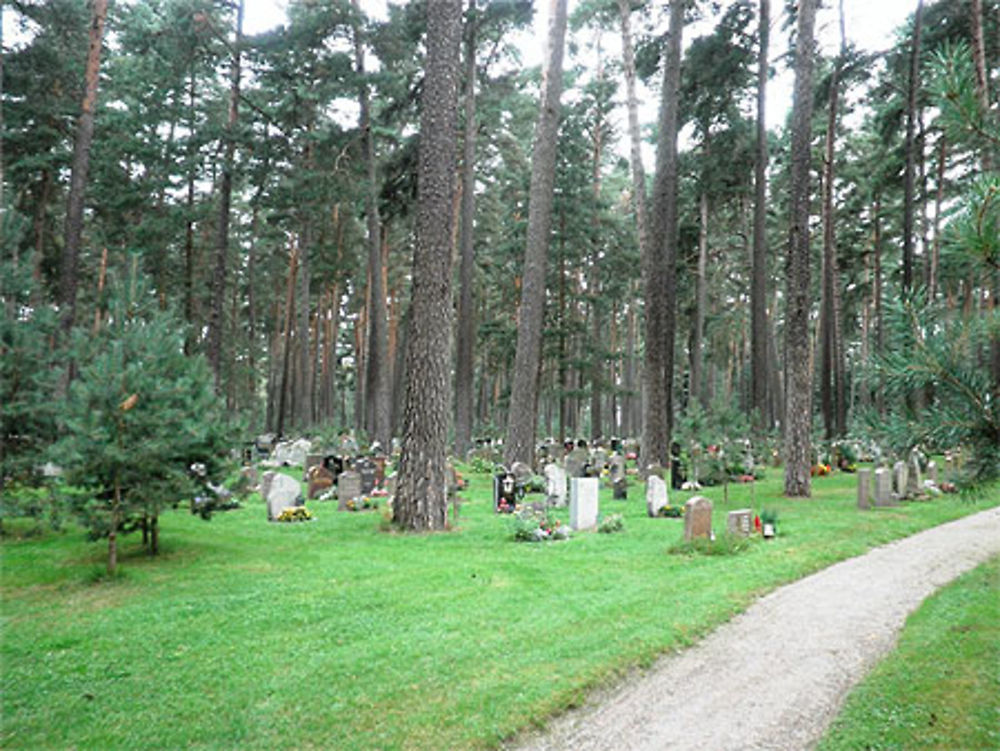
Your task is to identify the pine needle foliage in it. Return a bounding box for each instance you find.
[55,261,230,570]
[869,292,1000,489]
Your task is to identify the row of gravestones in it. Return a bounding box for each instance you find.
[856,457,942,509]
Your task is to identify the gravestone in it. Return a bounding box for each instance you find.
[307,465,334,500]
[874,467,894,506]
[544,463,567,507]
[856,467,872,510]
[356,458,376,495]
[613,478,628,500]
[510,461,534,488]
[893,461,909,499]
[337,470,362,510]
[609,454,627,485]
[646,475,668,517]
[590,449,610,475]
[303,454,324,480]
[260,470,276,499]
[727,508,752,537]
[565,449,590,479]
[906,454,922,498]
[265,472,303,521]
[493,469,518,513]
[255,433,276,456]
[927,460,938,485]
[270,438,312,467]
[684,496,713,541]
[569,478,599,531]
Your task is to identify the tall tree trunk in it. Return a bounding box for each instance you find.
[642,0,684,472]
[295,219,312,429]
[751,0,771,428]
[393,0,462,531]
[902,0,923,295]
[354,1,392,449]
[207,0,243,388]
[873,192,885,416]
[184,71,198,356]
[454,0,478,457]
[928,134,946,299]
[589,47,605,442]
[503,0,569,467]
[692,190,708,410]
[783,0,817,498]
[59,0,108,336]
[276,247,298,438]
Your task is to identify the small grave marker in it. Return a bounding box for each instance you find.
[856,467,872,510]
[684,496,713,541]
[337,470,362,511]
[646,475,668,517]
[569,478,599,530]
[726,508,752,537]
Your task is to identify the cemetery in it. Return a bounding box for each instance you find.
[2,442,997,750]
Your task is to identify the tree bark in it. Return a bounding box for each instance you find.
[276,247,298,438]
[751,0,770,428]
[503,0,569,467]
[642,0,684,473]
[783,0,817,498]
[59,0,108,336]
[354,0,392,449]
[692,190,708,410]
[454,0,478,457]
[393,0,462,531]
[207,0,243,389]
[902,0,923,295]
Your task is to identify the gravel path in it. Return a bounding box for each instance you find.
[509,505,1000,751]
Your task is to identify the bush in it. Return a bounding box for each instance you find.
[668,533,752,556]
[597,513,624,534]
[510,506,569,542]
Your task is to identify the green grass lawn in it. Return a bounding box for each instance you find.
[2,466,998,750]
[818,555,1000,751]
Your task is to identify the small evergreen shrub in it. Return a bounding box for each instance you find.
[597,513,624,534]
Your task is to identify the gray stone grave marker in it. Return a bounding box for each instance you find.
[927,460,938,485]
[906,455,922,497]
[893,461,909,499]
[544,463,567,507]
[874,467,894,506]
[726,508,752,537]
[684,496,713,541]
[857,467,872,510]
[265,472,303,521]
[565,449,590,479]
[337,470,362,510]
[646,475,668,517]
[569,478,599,530]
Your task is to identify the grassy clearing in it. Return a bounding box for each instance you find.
[2,466,997,750]
[818,555,1000,751]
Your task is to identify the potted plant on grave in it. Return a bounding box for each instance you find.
[760,508,778,538]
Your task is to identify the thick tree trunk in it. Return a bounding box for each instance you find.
[751,0,770,428]
[454,0,478,457]
[642,0,684,472]
[59,0,108,336]
[207,0,243,389]
[503,0,569,467]
[783,0,817,498]
[295,221,312,429]
[902,0,923,295]
[393,0,462,531]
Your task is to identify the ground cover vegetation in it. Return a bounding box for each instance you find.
[2,466,997,750]
[818,555,1000,751]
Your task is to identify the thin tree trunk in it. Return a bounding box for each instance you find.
[354,1,392,449]
[902,0,923,295]
[59,0,108,337]
[873,192,885,416]
[928,133,946,299]
[503,0,569,467]
[207,0,243,388]
[783,0,817,498]
[184,71,198,355]
[454,0,478,457]
[692,190,708,410]
[751,0,771,429]
[393,0,462,531]
[276,247,298,438]
[108,472,120,575]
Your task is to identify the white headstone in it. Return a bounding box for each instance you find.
[569,478,599,531]
[265,473,303,521]
[544,463,567,507]
[727,509,752,537]
[646,475,669,517]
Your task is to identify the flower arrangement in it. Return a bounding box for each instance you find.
[511,506,570,542]
[811,463,833,477]
[276,507,313,522]
[344,497,381,512]
[656,504,683,518]
[597,513,625,534]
